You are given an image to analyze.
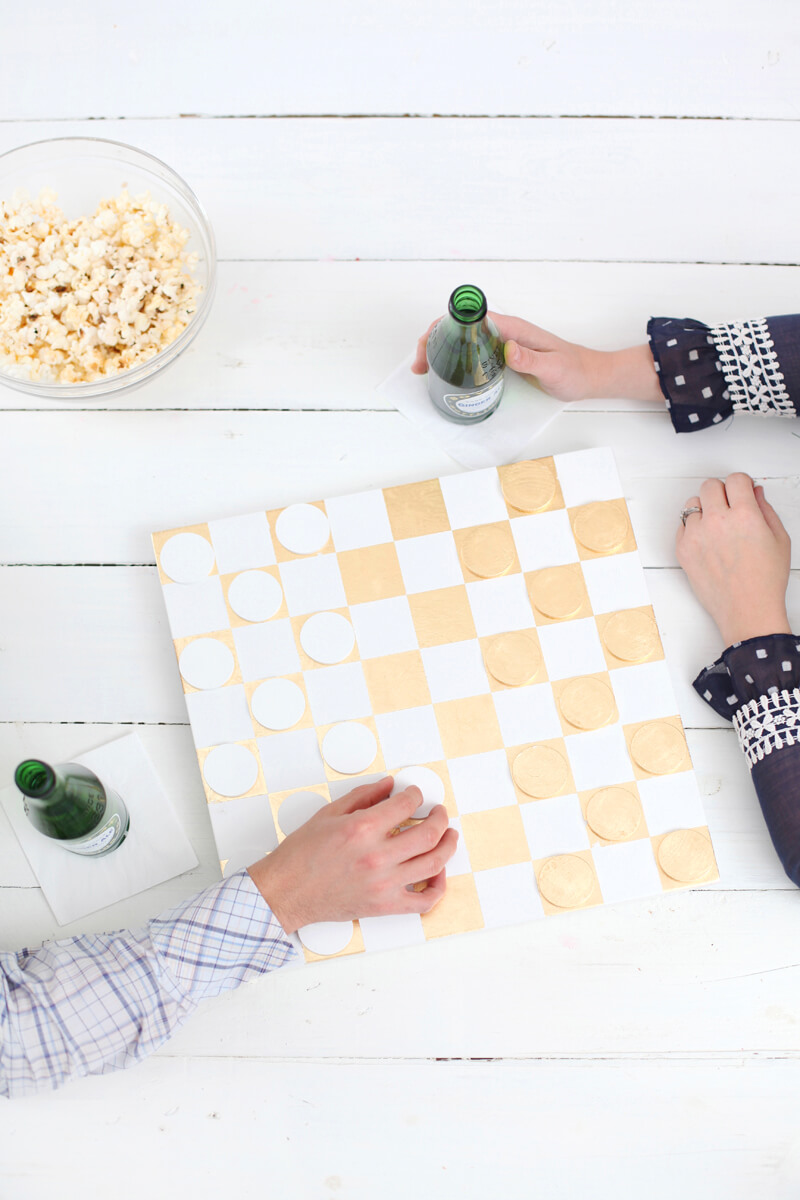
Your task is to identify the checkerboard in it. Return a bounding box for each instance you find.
[152,447,718,960]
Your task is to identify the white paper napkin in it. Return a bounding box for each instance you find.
[0,733,198,925]
[378,352,562,469]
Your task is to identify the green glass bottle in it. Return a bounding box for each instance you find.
[14,759,130,857]
[426,284,505,423]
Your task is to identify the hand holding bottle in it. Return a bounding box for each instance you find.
[413,312,663,405]
[247,776,458,934]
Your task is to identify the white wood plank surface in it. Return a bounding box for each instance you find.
[1,1057,798,1200]
[2,0,797,120]
[1,118,799,262]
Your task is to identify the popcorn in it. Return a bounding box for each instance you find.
[0,189,201,383]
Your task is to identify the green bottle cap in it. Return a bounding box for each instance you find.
[15,760,56,798]
[448,284,487,325]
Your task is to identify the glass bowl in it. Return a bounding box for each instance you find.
[0,137,216,400]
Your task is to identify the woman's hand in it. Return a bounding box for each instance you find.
[412,312,662,404]
[247,776,458,933]
[676,473,792,647]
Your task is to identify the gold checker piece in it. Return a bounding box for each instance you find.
[153,449,718,959]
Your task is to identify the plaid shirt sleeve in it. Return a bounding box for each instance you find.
[0,869,297,1099]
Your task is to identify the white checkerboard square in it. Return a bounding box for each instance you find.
[447,749,519,814]
[208,512,276,574]
[208,794,279,870]
[638,772,707,836]
[279,555,347,616]
[304,662,372,725]
[466,575,535,636]
[439,466,508,528]
[185,685,254,749]
[162,578,229,639]
[474,863,544,928]
[395,532,463,594]
[511,509,579,571]
[233,618,301,682]
[258,729,327,791]
[492,684,562,746]
[359,913,426,952]
[592,840,662,904]
[581,553,650,614]
[421,640,489,702]
[553,447,624,506]
[610,660,678,724]
[375,705,444,769]
[566,725,633,791]
[538,618,607,680]
[520,794,590,859]
[350,596,418,659]
[446,816,473,875]
[326,488,393,552]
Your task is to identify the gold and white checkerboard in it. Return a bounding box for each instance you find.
[152,447,718,961]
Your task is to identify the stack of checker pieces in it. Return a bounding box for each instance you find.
[152,447,718,962]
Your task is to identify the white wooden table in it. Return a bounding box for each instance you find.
[1,4,799,1196]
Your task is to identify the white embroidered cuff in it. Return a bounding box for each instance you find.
[710,318,795,417]
[732,687,800,767]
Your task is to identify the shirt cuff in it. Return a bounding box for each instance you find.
[647,316,732,431]
[693,634,800,766]
[149,869,297,1004]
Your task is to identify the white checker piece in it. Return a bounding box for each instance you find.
[178,637,235,690]
[390,765,445,818]
[275,504,330,555]
[322,722,378,775]
[277,790,328,836]
[251,678,306,730]
[203,743,259,797]
[298,920,354,956]
[300,611,355,664]
[160,532,215,583]
[227,570,283,623]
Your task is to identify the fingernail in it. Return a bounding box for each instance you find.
[505,340,519,365]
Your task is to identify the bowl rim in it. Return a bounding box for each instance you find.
[0,135,217,396]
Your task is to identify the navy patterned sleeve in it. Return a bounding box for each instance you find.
[647,315,800,432]
[694,635,800,886]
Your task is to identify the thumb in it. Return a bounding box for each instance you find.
[754,485,789,541]
[504,339,544,375]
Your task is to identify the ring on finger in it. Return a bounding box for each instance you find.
[680,505,702,526]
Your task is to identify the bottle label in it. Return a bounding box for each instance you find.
[65,813,122,857]
[442,376,504,417]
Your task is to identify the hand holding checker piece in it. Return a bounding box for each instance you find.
[152,447,718,960]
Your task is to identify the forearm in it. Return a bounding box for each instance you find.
[0,871,295,1098]
[586,344,663,404]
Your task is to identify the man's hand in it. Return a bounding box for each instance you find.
[411,312,662,405]
[676,473,792,647]
[247,777,458,933]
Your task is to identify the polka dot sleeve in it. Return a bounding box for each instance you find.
[694,634,800,887]
[648,315,800,432]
